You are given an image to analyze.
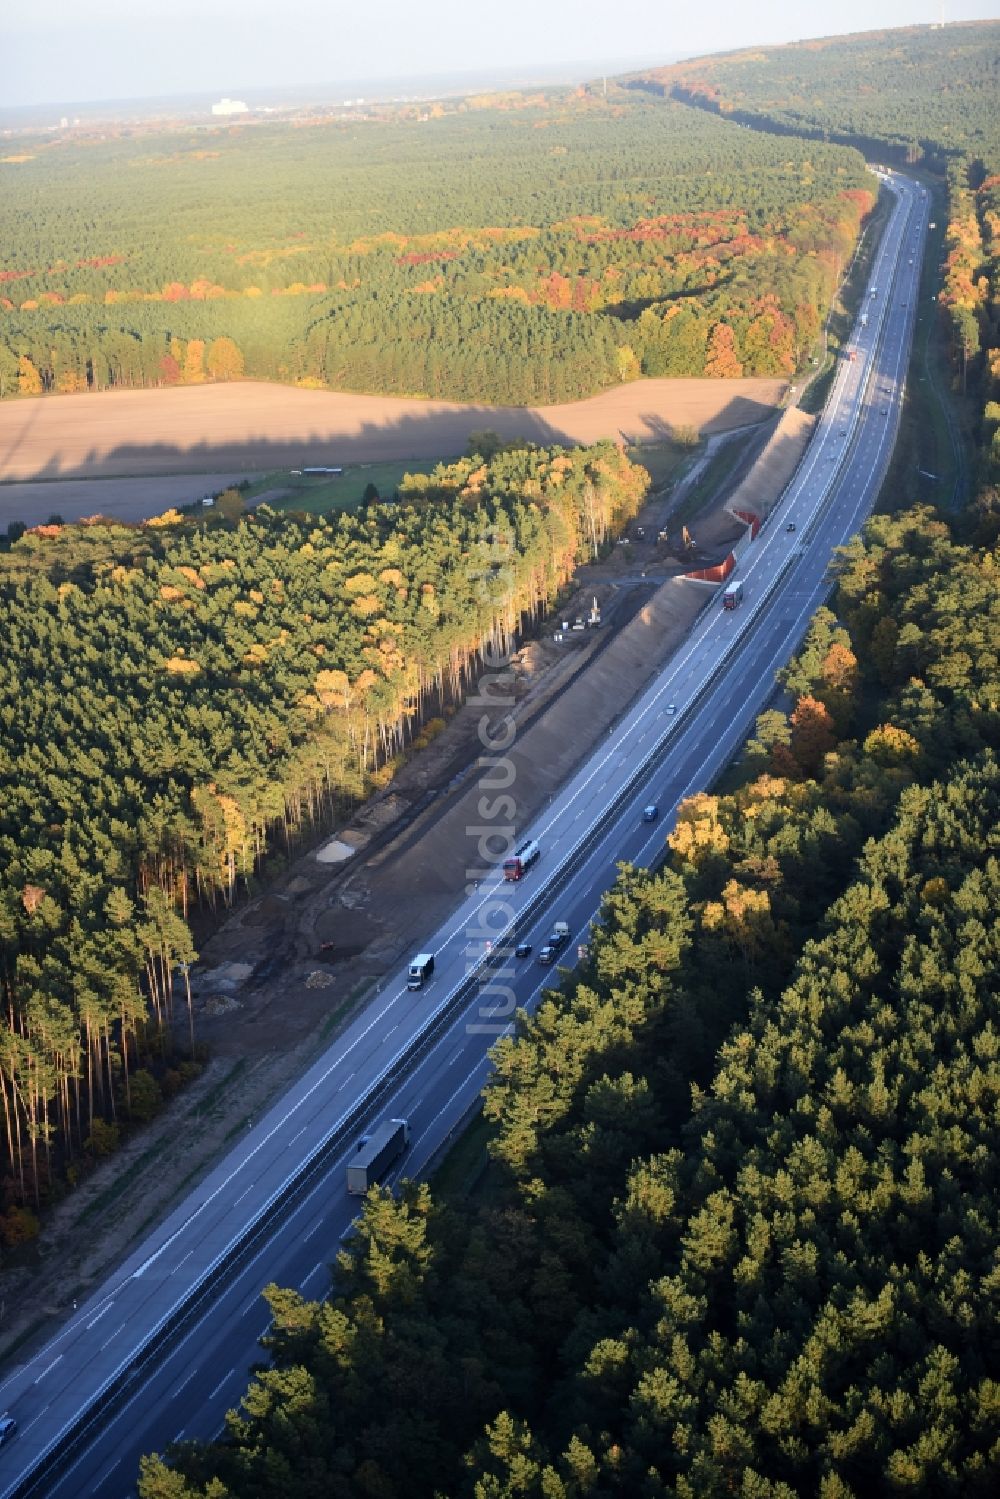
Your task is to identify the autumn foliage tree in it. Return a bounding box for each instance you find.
[182,337,205,383]
[788,694,838,775]
[703,320,743,377]
[205,335,244,381]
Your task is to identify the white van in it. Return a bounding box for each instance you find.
[407,953,434,991]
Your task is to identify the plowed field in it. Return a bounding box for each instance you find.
[0,376,785,489]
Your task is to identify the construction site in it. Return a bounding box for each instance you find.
[0,402,816,1363]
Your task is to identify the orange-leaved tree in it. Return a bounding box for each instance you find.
[206,336,244,381]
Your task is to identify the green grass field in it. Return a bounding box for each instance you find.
[243,460,440,516]
[629,440,701,492]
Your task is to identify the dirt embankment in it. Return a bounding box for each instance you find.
[723,406,817,521]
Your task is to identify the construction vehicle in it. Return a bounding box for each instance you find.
[347,1118,410,1194]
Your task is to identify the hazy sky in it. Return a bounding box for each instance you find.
[3,0,996,108]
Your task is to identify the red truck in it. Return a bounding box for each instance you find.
[503,839,541,881]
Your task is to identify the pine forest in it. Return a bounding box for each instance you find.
[0,20,998,1496]
[1,96,872,404]
[0,444,644,1229]
[131,24,1000,1496]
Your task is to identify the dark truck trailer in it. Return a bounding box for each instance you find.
[347,1118,410,1194]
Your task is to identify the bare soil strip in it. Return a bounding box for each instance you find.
[723,407,817,520]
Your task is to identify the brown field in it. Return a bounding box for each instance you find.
[0,377,786,520]
[0,473,251,528]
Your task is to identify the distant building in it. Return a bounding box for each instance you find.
[212,98,248,117]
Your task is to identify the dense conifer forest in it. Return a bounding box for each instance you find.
[137,502,1000,1498]
[627,22,1000,171]
[0,444,644,1234]
[131,26,1000,1497]
[626,22,1000,488]
[0,97,871,403]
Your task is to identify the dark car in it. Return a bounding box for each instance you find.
[514,941,532,959]
[785,522,797,533]
[547,929,570,951]
[537,945,557,965]
[0,1414,18,1448]
[642,804,658,823]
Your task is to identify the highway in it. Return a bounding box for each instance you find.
[0,167,927,1499]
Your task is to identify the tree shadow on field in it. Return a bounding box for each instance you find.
[0,381,785,528]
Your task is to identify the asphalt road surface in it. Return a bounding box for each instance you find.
[0,169,926,1499]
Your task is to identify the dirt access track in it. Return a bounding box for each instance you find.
[0,376,786,515]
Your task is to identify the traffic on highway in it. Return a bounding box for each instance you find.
[0,168,927,1499]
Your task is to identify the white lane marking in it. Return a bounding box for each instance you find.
[208,1368,235,1402]
[33,1354,63,1385]
[407,1055,495,1171]
[171,1249,194,1276]
[300,1262,325,1290]
[172,1368,199,1400]
[85,1303,114,1331]
[302,1217,323,1243]
[100,1322,128,1352]
[90,1459,120,1493]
